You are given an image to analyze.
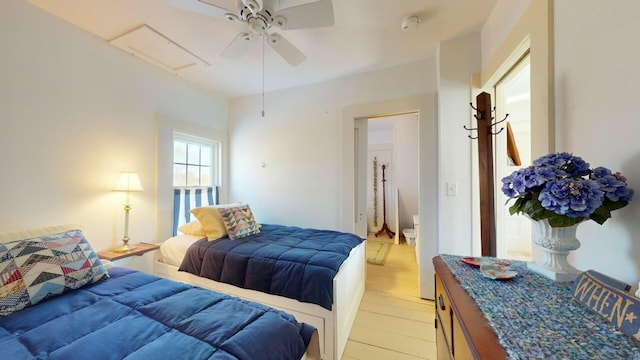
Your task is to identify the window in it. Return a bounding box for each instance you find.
[173,133,219,187]
[157,114,226,241]
[171,132,221,234]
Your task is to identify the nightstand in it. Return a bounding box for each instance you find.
[97,242,160,261]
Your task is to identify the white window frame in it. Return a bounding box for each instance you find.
[172,132,221,188]
[156,114,229,242]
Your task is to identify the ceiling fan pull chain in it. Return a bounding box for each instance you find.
[262,32,265,118]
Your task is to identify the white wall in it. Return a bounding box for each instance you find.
[229,82,341,229]
[554,0,640,286]
[481,0,532,67]
[437,33,482,256]
[393,113,420,233]
[229,60,435,229]
[1,0,227,271]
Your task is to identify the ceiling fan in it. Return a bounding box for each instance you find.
[169,0,335,66]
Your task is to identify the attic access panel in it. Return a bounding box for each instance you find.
[109,24,210,73]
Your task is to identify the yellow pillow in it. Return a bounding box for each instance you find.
[177,220,206,237]
[190,202,243,241]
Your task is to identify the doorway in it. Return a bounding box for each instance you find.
[495,53,532,261]
[341,95,437,300]
[367,118,395,240]
[366,113,420,244]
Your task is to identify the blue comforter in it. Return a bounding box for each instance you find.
[179,224,364,310]
[0,267,315,360]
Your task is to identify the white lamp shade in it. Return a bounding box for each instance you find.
[113,172,144,192]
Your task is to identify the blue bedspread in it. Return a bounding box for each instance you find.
[179,224,364,310]
[0,267,315,360]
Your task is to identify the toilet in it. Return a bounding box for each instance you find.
[403,228,416,246]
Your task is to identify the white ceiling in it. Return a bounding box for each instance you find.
[26,0,497,98]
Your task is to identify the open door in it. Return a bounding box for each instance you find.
[354,118,368,238]
[495,54,532,261]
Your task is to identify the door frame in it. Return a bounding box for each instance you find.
[472,0,555,259]
[494,53,532,260]
[340,95,438,299]
[354,118,368,238]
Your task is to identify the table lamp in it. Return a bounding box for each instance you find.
[113,171,143,252]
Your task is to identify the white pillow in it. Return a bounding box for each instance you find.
[0,224,84,243]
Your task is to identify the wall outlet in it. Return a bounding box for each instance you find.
[446,182,457,196]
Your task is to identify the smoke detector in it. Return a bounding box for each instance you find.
[401,15,420,31]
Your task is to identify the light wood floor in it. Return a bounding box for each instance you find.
[342,234,437,359]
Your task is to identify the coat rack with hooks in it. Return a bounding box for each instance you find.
[463,92,509,257]
[375,163,395,239]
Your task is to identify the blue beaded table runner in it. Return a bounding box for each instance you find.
[439,254,640,359]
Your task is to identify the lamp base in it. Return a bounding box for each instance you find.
[112,244,138,253]
[112,237,137,253]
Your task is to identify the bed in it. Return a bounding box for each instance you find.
[0,224,320,360]
[155,202,366,360]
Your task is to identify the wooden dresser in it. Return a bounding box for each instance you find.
[433,255,640,359]
[434,256,507,360]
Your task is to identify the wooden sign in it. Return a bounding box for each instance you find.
[571,270,639,340]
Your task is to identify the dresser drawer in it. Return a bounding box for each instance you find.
[452,311,474,360]
[435,273,452,351]
[436,314,453,360]
[434,256,508,360]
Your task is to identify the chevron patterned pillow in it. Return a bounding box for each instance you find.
[218,204,261,240]
[0,228,108,317]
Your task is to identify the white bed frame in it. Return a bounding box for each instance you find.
[154,241,366,360]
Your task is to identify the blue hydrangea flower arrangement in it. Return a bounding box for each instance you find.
[501,152,634,227]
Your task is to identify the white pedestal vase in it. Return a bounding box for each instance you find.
[527,219,582,282]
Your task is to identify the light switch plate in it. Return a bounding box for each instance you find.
[446,182,457,196]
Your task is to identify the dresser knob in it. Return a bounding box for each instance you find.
[438,294,446,310]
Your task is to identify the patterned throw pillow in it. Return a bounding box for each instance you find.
[190,202,243,241]
[0,228,108,317]
[218,204,261,240]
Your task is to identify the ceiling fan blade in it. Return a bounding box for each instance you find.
[272,0,320,11]
[221,32,257,59]
[267,33,306,66]
[197,0,237,12]
[273,0,334,30]
[165,0,235,18]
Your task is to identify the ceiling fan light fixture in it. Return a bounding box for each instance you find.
[248,17,268,35]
